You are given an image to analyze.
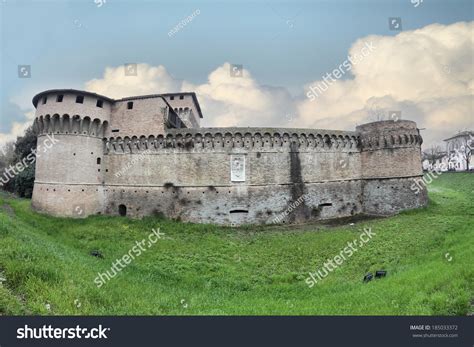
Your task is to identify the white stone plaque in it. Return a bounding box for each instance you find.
[230,155,245,182]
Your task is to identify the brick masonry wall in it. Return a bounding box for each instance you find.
[30,90,428,224]
[356,120,427,215]
[35,92,112,124]
[107,99,168,138]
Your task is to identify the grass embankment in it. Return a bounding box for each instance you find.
[0,173,473,315]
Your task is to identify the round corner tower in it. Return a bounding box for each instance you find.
[31,89,111,217]
[356,119,428,215]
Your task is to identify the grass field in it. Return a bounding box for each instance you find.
[0,173,473,315]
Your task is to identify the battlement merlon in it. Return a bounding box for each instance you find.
[32,89,203,138]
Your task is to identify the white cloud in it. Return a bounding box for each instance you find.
[0,121,32,146]
[182,63,297,127]
[0,100,35,145]
[85,64,181,99]
[1,21,472,149]
[85,62,297,128]
[297,21,474,148]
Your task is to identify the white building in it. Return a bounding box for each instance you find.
[422,130,473,172]
[444,131,474,171]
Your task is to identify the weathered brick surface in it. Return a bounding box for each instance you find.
[31,90,428,225]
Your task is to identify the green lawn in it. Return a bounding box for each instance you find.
[0,173,473,315]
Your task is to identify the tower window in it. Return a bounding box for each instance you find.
[57,95,64,102]
[179,95,184,100]
[96,99,103,108]
[170,96,174,100]
[76,95,84,104]
[127,101,133,109]
[97,158,101,165]
[42,96,47,104]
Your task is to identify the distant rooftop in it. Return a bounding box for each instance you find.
[443,130,474,142]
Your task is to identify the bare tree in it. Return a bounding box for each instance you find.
[456,135,473,171]
[424,145,442,166]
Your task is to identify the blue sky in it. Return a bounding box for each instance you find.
[0,0,473,145]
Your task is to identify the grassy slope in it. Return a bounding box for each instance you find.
[0,173,473,315]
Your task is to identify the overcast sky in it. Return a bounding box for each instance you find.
[1,0,473,149]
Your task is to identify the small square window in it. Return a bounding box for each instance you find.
[42,96,47,104]
[170,96,174,100]
[96,100,103,108]
[57,95,64,102]
[76,95,84,104]
[127,101,133,109]
[179,95,184,100]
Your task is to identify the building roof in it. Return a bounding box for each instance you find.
[443,130,474,142]
[117,92,203,118]
[32,89,115,107]
[32,89,204,118]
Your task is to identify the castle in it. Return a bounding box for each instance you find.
[31,89,428,225]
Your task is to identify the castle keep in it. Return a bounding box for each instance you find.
[31,89,428,225]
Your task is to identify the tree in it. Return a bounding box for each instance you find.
[0,141,16,193]
[14,126,37,161]
[456,134,473,171]
[0,125,37,198]
[15,165,35,197]
[425,145,442,166]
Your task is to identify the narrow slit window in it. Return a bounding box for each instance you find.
[42,96,47,104]
[127,101,133,109]
[96,99,103,108]
[56,95,64,102]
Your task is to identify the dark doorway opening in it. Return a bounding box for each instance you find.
[119,204,127,216]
